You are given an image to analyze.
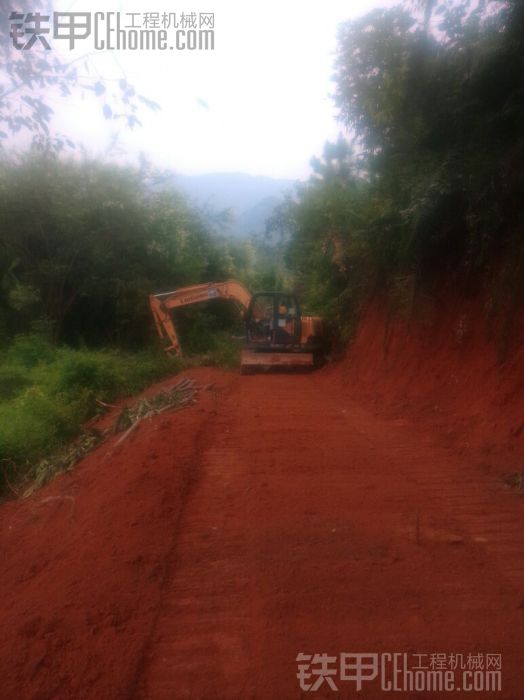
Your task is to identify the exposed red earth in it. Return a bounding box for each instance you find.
[1,303,523,700]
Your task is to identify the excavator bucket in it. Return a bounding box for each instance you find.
[240,350,314,374]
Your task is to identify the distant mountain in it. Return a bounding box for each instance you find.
[167,172,296,237]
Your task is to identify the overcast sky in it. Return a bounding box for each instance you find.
[50,0,397,179]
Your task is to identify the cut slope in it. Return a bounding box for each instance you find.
[326,295,524,471]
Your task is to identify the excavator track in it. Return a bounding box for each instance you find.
[240,350,314,374]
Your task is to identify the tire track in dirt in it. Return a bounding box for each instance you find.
[333,397,524,590]
[135,373,524,700]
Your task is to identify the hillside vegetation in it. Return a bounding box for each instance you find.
[279,0,524,346]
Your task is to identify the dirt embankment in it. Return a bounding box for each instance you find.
[325,294,524,472]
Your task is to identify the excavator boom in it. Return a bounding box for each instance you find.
[149,280,251,355]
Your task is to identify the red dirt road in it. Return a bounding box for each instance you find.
[1,366,524,699]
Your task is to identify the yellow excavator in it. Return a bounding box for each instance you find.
[149,279,324,373]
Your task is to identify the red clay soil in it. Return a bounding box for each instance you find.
[0,316,523,699]
[330,296,524,472]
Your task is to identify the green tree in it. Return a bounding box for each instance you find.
[0,156,233,346]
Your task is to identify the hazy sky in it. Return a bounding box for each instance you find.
[51,0,397,179]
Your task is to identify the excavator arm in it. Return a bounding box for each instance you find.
[149,279,252,355]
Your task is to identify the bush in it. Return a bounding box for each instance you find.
[55,352,122,396]
[0,339,180,478]
[0,328,244,494]
[204,333,242,369]
[0,366,31,399]
[6,334,54,368]
[0,388,89,463]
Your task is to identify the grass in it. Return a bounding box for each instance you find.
[195,331,242,370]
[0,335,182,490]
[0,331,242,494]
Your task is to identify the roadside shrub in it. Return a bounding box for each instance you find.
[6,334,54,368]
[204,333,242,369]
[0,366,31,399]
[0,339,180,478]
[55,352,122,396]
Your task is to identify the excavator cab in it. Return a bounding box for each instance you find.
[245,292,302,350]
